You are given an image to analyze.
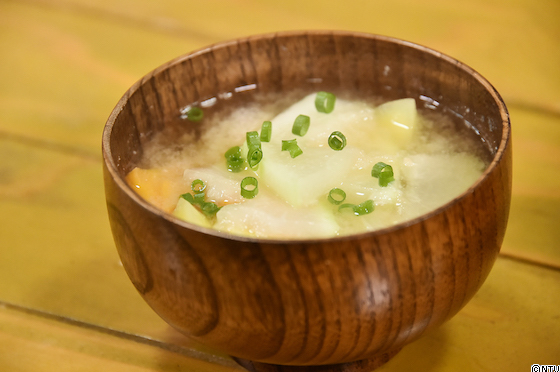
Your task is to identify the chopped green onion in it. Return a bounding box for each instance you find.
[292,115,310,136]
[225,146,241,158]
[260,121,272,142]
[225,146,245,172]
[328,188,346,205]
[247,147,263,169]
[281,139,303,158]
[246,131,261,149]
[241,177,258,199]
[181,193,221,218]
[281,139,296,151]
[338,203,355,213]
[200,202,221,218]
[193,192,205,205]
[227,157,244,172]
[183,106,204,122]
[180,193,195,203]
[191,179,206,194]
[180,182,222,219]
[371,162,387,178]
[315,91,336,113]
[353,200,375,216]
[328,131,347,151]
[246,131,263,169]
[180,191,203,206]
[337,200,375,216]
[371,162,395,187]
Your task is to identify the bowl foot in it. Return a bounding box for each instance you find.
[233,349,401,372]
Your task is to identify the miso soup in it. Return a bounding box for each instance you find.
[127,91,488,239]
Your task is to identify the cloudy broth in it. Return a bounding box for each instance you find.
[127,89,489,239]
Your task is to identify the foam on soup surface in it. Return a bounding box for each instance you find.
[127,93,487,239]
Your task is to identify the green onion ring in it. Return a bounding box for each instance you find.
[200,202,221,217]
[241,177,259,199]
[328,188,346,205]
[247,147,263,169]
[260,121,272,142]
[225,146,242,159]
[281,139,296,151]
[191,179,206,194]
[338,203,355,213]
[338,200,375,215]
[246,131,263,169]
[225,146,245,172]
[288,145,303,158]
[181,190,221,218]
[180,193,195,204]
[328,131,347,151]
[353,200,375,216]
[184,107,203,122]
[371,162,387,178]
[315,91,336,113]
[246,131,261,148]
[371,162,395,187]
[292,115,310,136]
[281,139,303,158]
[193,192,205,205]
[226,156,244,172]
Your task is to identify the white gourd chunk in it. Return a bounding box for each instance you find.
[338,160,403,207]
[255,93,379,208]
[214,192,339,238]
[375,98,417,147]
[173,198,212,228]
[258,145,359,208]
[401,153,486,217]
[183,167,245,205]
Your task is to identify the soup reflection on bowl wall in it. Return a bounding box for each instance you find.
[102,31,511,370]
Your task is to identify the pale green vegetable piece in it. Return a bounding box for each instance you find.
[183,167,244,205]
[338,157,403,208]
[375,98,417,146]
[214,192,339,239]
[400,152,486,218]
[259,144,358,208]
[264,94,375,151]
[172,197,212,228]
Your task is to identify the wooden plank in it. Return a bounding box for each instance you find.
[0,0,200,154]
[0,138,236,359]
[377,257,560,372]
[0,138,177,337]
[1,0,558,155]
[500,106,560,268]
[21,0,560,112]
[0,304,241,372]
[1,256,557,372]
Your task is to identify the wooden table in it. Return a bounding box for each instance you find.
[1,0,559,370]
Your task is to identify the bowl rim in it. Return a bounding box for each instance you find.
[102,30,511,244]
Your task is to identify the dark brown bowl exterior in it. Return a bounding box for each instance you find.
[103,31,511,365]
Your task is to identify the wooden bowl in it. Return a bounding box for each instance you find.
[102,31,511,370]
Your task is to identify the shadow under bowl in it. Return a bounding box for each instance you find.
[102,31,512,369]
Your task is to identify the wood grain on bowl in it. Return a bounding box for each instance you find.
[103,31,511,368]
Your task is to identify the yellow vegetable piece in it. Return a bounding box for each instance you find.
[375,98,417,146]
[125,168,186,213]
[172,198,212,228]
